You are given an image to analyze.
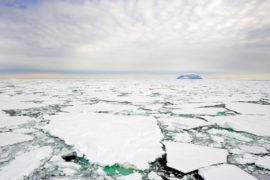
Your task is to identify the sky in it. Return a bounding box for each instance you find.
[0,0,270,77]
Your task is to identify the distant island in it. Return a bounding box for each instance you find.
[177,74,203,79]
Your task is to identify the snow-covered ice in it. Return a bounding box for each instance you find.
[0,146,52,180]
[0,132,33,147]
[255,156,270,170]
[199,164,257,180]
[46,113,164,169]
[164,141,228,173]
[206,115,270,136]
[159,117,211,130]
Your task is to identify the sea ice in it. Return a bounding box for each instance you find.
[158,117,211,130]
[255,156,270,170]
[199,164,257,180]
[206,115,270,136]
[226,102,270,115]
[46,113,164,170]
[0,146,52,180]
[239,145,268,154]
[164,141,228,173]
[0,132,33,147]
[172,107,225,115]
[0,111,32,128]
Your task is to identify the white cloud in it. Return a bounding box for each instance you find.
[0,0,270,73]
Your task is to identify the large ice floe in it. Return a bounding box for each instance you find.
[46,113,164,170]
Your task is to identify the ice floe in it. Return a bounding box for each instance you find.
[226,102,270,115]
[0,132,33,147]
[164,141,228,173]
[199,164,257,180]
[255,156,270,170]
[172,107,225,115]
[158,117,211,130]
[206,115,270,136]
[46,113,164,169]
[0,146,52,180]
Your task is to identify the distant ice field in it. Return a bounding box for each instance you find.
[0,79,270,180]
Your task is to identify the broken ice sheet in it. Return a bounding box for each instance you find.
[255,156,270,170]
[0,146,52,180]
[206,115,270,136]
[164,141,228,173]
[45,113,164,170]
[199,164,257,180]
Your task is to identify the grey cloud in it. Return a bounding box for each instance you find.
[0,0,270,73]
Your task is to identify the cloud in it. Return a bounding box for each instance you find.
[0,0,270,73]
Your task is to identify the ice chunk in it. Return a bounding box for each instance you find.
[239,145,268,154]
[148,172,162,180]
[206,115,270,136]
[255,156,270,170]
[173,132,193,143]
[159,117,211,130]
[46,113,164,170]
[0,132,33,147]
[164,141,228,173]
[199,164,257,180]
[226,102,270,115]
[172,107,225,115]
[0,146,52,180]
[0,111,32,128]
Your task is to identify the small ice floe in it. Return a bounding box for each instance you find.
[0,111,33,128]
[239,145,268,154]
[164,141,228,173]
[172,107,225,116]
[255,156,270,170]
[159,117,211,130]
[199,164,257,180]
[0,146,52,180]
[148,172,163,180]
[225,102,270,115]
[206,115,270,136]
[173,132,193,143]
[46,113,164,170]
[118,172,142,180]
[0,132,33,147]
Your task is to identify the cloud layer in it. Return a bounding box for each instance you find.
[0,0,270,73]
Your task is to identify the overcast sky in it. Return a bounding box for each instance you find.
[0,0,270,74]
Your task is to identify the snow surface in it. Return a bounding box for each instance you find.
[0,146,52,180]
[164,141,228,173]
[46,113,164,169]
[199,164,257,180]
[0,132,33,147]
[172,107,225,115]
[0,111,33,128]
[206,115,270,136]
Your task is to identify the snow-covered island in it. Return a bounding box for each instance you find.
[177,74,203,79]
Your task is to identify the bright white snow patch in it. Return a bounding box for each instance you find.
[0,146,52,180]
[206,115,270,136]
[164,141,228,173]
[199,164,257,180]
[46,113,164,170]
[0,132,33,147]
